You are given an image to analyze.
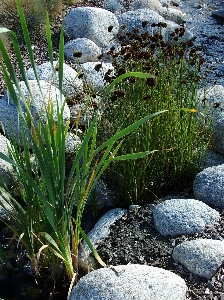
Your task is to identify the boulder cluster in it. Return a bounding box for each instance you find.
[0,0,224,299]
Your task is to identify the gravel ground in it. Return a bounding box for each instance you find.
[95,197,224,300]
[0,0,224,299]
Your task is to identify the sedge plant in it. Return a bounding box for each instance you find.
[98,23,211,205]
[0,0,168,293]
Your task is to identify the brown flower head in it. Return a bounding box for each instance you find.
[142,20,148,28]
[73,51,82,58]
[108,25,113,32]
[146,77,157,87]
[95,63,102,71]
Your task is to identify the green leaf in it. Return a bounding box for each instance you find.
[73,219,106,267]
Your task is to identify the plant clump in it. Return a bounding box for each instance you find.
[98,22,210,206]
[0,0,69,42]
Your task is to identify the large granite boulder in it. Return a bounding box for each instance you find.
[70,264,187,300]
[194,164,224,208]
[172,239,224,279]
[64,7,119,48]
[153,198,220,236]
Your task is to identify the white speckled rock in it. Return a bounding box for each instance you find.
[69,264,187,300]
[117,9,165,35]
[193,164,224,208]
[65,132,81,154]
[103,0,124,14]
[130,0,163,14]
[162,20,194,43]
[64,7,119,48]
[211,112,224,155]
[0,134,15,187]
[172,239,224,279]
[25,61,83,99]
[0,189,12,220]
[201,149,224,170]
[78,208,126,272]
[79,62,114,92]
[162,6,185,24]
[153,199,220,236]
[197,85,224,121]
[64,38,102,63]
[102,39,121,58]
[0,80,70,147]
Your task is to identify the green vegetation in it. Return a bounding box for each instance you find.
[98,24,210,205]
[0,0,75,41]
[0,0,170,296]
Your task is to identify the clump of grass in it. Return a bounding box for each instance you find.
[0,0,68,42]
[98,23,211,206]
[0,1,167,297]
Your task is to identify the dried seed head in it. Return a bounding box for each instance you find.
[73,51,82,58]
[108,25,113,32]
[146,77,157,87]
[142,20,148,28]
[95,63,102,71]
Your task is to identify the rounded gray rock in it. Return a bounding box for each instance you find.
[130,0,163,14]
[0,80,70,147]
[69,264,187,300]
[153,199,220,236]
[25,61,83,99]
[79,62,114,92]
[172,239,224,279]
[211,112,224,155]
[78,208,126,272]
[64,38,102,63]
[64,7,119,48]
[0,134,15,187]
[117,8,165,35]
[193,164,224,208]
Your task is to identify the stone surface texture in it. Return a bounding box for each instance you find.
[64,38,102,63]
[78,208,127,272]
[193,164,224,208]
[25,61,83,99]
[153,198,220,236]
[79,62,114,92]
[172,239,224,279]
[0,80,70,147]
[64,7,119,47]
[117,8,165,34]
[162,6,185,24]
[201,149,224,170]
[211,112,224,155]
[0,189,12,220]
[0,134,15,187]
[130,0,163,14]
[70,264,187,300]
[197,84,224,121]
